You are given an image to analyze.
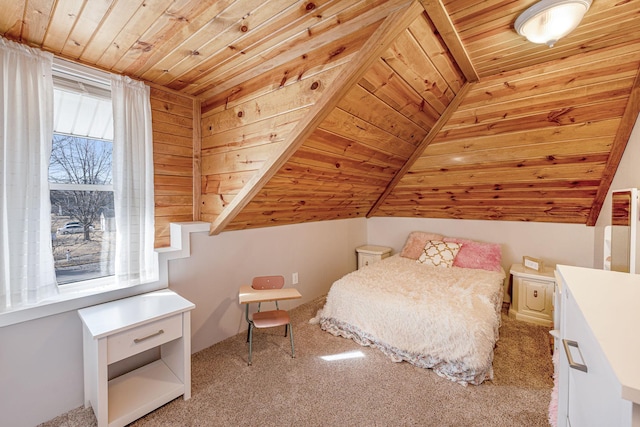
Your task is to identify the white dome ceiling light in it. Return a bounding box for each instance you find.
[515,0,592,47]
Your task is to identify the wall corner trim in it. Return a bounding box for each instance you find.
[156,221,210,286]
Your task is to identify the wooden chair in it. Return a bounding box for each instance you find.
[245,275,295,365]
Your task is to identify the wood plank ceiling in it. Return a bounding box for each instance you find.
[1,0,640,234]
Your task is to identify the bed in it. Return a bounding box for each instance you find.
[313,232,505,386]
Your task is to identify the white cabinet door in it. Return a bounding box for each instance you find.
[523,279,548,312]
[563,287,632,427]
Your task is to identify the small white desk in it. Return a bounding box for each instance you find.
[238,285,302,305]
[238,285,302,364]
[78,290,195,427]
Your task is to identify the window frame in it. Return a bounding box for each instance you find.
[50,59,117,287]
[0,57,179,327]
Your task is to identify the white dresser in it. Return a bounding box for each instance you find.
[78,290,195,427]
[556,265,640,427]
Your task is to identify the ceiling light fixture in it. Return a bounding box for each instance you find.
[515,0,592,47]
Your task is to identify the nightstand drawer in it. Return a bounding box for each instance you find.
[107,314,182,364]
[359,253,380,268]
[522,279,550,313]
[356,245,392,270]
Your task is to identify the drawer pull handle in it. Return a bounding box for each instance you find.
[134,329,165,344]
[533,290,538,297]
[563,339,588,372]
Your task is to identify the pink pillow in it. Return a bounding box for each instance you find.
[443,237,502,272]
[400,231,445,259]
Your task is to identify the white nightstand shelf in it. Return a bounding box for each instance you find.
[509,263,555,327]
[78,290,195,427]
[356,245,392,269]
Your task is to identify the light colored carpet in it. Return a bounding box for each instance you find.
[41,296,553,427]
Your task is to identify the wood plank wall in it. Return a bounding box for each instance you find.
[199,15,384,225]
[151,86,197,247]
[223,11,466,230]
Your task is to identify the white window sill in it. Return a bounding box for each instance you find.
[0,221,210,328]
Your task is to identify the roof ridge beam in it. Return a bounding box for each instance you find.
[419,0,479,83]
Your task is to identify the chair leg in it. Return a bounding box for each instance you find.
[284,325,288,337]
[248,323,253,366]
[289,323,295,359]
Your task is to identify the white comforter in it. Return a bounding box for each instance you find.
[316,255,505,385]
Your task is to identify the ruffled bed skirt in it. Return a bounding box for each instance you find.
[319,316,493,386]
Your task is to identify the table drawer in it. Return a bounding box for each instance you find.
[107,314,182,364]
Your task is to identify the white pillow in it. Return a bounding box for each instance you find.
[416,240,461,268]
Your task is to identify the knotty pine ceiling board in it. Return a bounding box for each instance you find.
[446,0,640,78]
[377,41,640,224]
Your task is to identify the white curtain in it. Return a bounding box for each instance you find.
[111,75,156,284]
[0,38,58,308]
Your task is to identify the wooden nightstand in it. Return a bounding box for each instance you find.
[508,263,555,327]
[356,245,392,269]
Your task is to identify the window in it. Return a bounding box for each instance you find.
[0,44,158,323]
[49,62,115,285]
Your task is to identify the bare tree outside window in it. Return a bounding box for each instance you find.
[49,134,115,284]
[50,134,112,240]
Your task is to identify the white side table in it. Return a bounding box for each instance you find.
[78,290,195,427]
[356,245,392,269]
[508,263,555,326]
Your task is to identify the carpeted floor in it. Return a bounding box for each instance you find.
[41,296,554,427]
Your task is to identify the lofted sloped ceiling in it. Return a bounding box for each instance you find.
[1,0,640,236]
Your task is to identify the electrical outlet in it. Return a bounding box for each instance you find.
[292,272,298,285]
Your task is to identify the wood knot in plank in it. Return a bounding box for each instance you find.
[547,108,573,124]
[329,46,346,59]
[310,81,319,90]
[237,111,244,118]
[134,41,153,52]
[168,14,188,22]
[240,25,248,32]
[306,3,316,10]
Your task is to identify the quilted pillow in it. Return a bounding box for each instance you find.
[443,237,502,272]
[400,231,445,260]
[416,240,461,268]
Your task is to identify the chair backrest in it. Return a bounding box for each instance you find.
[252,275,285,290]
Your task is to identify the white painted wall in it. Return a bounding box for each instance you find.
[367,216,595,302]
[0,310,85,427]
[168,218,367,353]
[367,217,595,270]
